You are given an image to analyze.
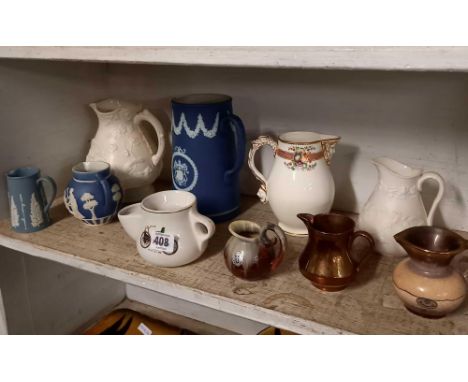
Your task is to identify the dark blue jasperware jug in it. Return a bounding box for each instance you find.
[171,94,246,222]
[6,166,57,233]
[64,161,122,225]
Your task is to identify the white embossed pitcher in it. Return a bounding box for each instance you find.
[248,131,340,236]
[86,99,165,202]
[358,157,445,257]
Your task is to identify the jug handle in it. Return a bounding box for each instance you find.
[417,171,444,225]
[248,136,277,203]
[37,176,57,214]
[223,114,246,184]
[133,109,166,167]
[348,230,375,272]
[259,222,287,254]
[189,209,215,252]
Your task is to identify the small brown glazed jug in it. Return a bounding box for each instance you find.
[393,226,468,318]
[298,213,375,291]
[224,220,287,280]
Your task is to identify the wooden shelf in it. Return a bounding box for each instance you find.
[1,47,468,71]
[1,195,468,334]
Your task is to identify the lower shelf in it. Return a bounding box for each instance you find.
[81,299,235,335]
[1,195,468,334]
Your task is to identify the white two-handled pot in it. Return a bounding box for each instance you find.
[118,190,215,267]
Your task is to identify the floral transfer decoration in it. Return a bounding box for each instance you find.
[283,145,319,171]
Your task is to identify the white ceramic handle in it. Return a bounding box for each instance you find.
[190,209,215,251]
[248,136,277,203]
[133,109,166,167]
[417,171,445,224]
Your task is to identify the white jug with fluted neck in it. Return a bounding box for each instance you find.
[358,157,444,257]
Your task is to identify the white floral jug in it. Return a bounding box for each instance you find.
[248,131,340,236]
[358,157,445,257]
[86,99,165,202]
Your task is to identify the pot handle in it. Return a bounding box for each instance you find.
[348,230,375,272]
[133,109,166,167]
[223,114,246,184]
[189,209,215,252]
[248,136,277,203]
[37,176,57,214]
[259,222,287,254]
[417,171,444,225]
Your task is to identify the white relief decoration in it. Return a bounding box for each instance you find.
[80,192,99,220]
[19,194,27,229]
[377,180,418,199]
[111,183,122,202]
[232,251,243,267]
[30,193,44,227]
[64,188,85,219]
[172,111,219,139]
[172,146,198,192]
[9,195,19,228]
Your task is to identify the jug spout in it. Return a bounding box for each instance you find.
[372,157,422,182]
[117,203,143,242]
[297,213,315,234]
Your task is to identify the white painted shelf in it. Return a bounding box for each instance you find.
[1,46,468,71]
[1,193,468,334]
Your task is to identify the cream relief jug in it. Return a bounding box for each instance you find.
[248,131,340,236]
[86,99,165,202]
[358,157,445,257]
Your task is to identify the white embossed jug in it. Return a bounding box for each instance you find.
[86,99,165,202]
[358,157,445,257]
[248,131,340,236]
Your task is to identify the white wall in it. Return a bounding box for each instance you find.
[0,59,124,334]
[0,58,467,332]
[106,64,468,229]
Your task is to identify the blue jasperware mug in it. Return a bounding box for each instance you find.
[171,94,246,223]
[6,166,57,233]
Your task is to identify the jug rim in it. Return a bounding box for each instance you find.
[90,98,143,114]
[372,157,422,179]
[72,161,110,174]
[141,190,196,214]
[7,166,40,179]
[394,226,468,257]
[279,131,340,145]
[309,213,356,236]
[172,93,232,105]
[228,220,261,242]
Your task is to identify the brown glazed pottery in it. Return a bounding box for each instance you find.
[224,220,287,280]
[393,226,468,318]
[297,213,375,292]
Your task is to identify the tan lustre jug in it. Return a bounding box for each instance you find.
[393,226,467,318]
[86,99,165,202]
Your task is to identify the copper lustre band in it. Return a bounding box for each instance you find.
[275,148,324,162]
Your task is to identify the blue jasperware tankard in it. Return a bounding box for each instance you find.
[6,166,57,233]
[171,94,246,222]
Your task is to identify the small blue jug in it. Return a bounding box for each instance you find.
[64,161,122,225]
[6,166,57,233]
[171,94,246,222]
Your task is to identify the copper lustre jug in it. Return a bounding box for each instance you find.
[298,213,375,291]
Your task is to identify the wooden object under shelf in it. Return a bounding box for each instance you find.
[0,196,467,334]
